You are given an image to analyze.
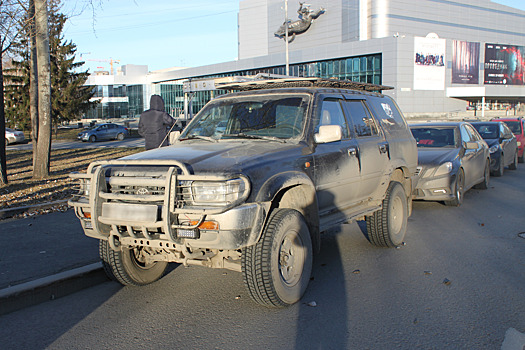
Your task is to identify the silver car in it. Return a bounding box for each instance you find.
[5,128,25,145]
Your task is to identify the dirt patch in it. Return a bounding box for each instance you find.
[1,147,143,219]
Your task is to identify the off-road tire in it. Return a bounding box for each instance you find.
[99,240,168,286]
[445,169,464,207]
[509,151,518,170]
[474,160,490,190]
[242,209,313,308]
[365,181,407,247]
[116,133,125,141]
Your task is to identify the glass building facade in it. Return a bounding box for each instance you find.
[85,84,144,119]
[159,53,382,117]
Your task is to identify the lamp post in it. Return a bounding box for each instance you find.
[285,0,289,76]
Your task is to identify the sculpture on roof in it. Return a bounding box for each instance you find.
[274,2,326,43]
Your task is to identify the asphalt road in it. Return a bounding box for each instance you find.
[6,137,145,150]
[0,166,524,349]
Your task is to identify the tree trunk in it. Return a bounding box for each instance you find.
[0,46,8,185]
[33,0,52,179]
[29,0,39,170]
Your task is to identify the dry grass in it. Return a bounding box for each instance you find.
[1,147,144,210]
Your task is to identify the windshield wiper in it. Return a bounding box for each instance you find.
[221,133,286,143]
[179,135,218,143]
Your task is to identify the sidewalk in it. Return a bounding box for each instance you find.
[0,209,108,315]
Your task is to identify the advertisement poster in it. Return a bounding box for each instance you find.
[414,36,446,90]
[484,43,525,85]
[452,41,480,84]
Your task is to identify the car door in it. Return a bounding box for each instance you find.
[500,123,517,165]
[342,98,390,202]
[462,124,486,187]
[313,97,361,216]
[97,124,109,140]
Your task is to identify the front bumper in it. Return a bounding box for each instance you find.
[68,159,265,251]
[413,174,456,201]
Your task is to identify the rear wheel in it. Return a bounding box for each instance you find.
[99,240,168,286]
[116,133,125,141]
[242,209,313,308]
[365,181,407,247]
[509,151,518,170]
[445,169,464,207]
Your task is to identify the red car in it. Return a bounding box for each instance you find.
[492,118,525,163]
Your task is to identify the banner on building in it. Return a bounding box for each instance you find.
[452,41,480,84]
[414,35,446,90]
[484,43,525,85]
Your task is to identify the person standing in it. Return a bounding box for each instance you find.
[138,95,175,150]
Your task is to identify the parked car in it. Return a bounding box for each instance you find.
[69,77,418,307]
[491,117,525,163]
[77,123,128,142]
[5,128,25,145]
[410,122,490,206]
[470,121,518,177]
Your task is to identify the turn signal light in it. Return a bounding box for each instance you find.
[83,212,92,219]
[189,220,219,230]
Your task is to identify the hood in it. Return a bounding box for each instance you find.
[149,95,165,112]
[417,148,460,166]
[121,141,308,175]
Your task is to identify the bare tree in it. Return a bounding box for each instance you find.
[32,0,51,179]
[0,0,26,185]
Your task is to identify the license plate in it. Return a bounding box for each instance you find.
[101,202,158,222]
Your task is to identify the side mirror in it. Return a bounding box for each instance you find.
[465,141,478,150]
[315,125,342,143]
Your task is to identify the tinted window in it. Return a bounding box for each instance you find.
[504,121,522,134]
[411,127,457,148]
[316,99,350,139]
[471,124,498,139]
[344,100,378,137]
[367,95,407,134]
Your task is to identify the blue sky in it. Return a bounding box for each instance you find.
[62,0,525,74]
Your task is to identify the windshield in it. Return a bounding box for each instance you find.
[180,94,310,141]
[411,127,458,148]
[503,121,522,134]
[472,124,498,139]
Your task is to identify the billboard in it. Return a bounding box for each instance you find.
[484,43,525,85]
[414,36,446,90]
[452,41,480,84]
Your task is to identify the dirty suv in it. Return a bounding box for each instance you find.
[69,78,418,307]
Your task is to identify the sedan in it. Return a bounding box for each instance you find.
[410,122,490,206]
[470,121,518,177]
[77,123,128,142]
[5,128,25,145]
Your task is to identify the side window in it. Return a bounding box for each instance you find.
[502,124,512,138]
[316,99,350,139]
[467,124,482,141]
[344,100,379,137]
[460,125,473,142]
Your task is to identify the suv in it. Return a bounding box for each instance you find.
[69,78,418,307]
[491,117,525,163]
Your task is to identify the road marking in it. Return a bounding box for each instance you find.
[501,328,525,350]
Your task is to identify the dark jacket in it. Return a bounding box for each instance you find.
[138,95,175,150]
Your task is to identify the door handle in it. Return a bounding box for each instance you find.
[348,147,357,157]
[378,143,389,154]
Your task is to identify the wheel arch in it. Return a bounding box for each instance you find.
[255,172,320,254]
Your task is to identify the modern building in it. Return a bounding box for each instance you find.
[85,0,525,121]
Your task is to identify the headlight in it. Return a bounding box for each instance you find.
[489,145,499,154]
[433,162,453,177]
[517,141,521,147]
[191,179,246,204]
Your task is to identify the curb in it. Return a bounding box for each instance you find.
[0,263,109,316]
[0,199,70,220]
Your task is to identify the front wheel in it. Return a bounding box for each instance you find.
[509,151,518,170]
[89,135,97,143]
[445,169,464,207]
[242,209,313,308]
[365,181,408,247]
[492,155,504,177]
[99,240,168,286]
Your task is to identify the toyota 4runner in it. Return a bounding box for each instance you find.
[69,78,418,307]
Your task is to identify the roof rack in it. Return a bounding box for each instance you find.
[216,77,393,92]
